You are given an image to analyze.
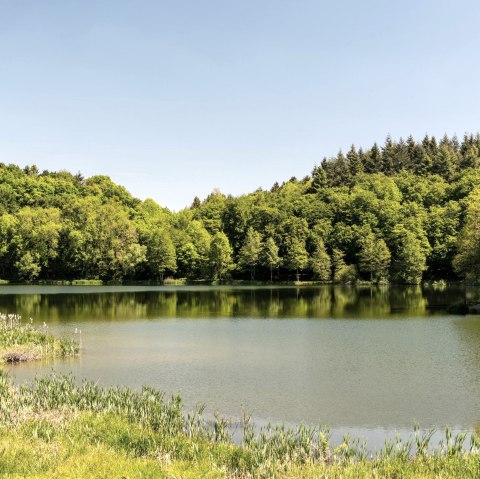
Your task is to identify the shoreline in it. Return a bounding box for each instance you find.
[0,278,474,286]
[0,313,78,364]
[0,372,478,478]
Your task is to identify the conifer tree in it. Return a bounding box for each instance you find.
[346,145,362,177]
[432,142,457,180]
[310,238,331,281]
[382,135,396,175]
[364,143,382,173]
[310,164,328,193]
[329,151,352,186]
[191,196,201,209]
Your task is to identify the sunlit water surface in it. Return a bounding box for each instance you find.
[1,284,479,448]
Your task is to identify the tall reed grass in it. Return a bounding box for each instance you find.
[0,313,78,363]
[0,371,478,478]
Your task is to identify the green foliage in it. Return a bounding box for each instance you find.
[310,164,328,193]
[144,228,177,280]
[284,237,308,280]
[237,228,262,279]
[391,225,429,284]
[209,232,234,280]
[332,249,357,283]
[453,188,480,281]
[15,251,41,281]
[426,201,461,277]
[63,198,145,280]
[358,231,391,282]
[173,214,212,278]
[195,189,226,234]
[0,313,78,363]
[261,237,281,281]
[1,133,480,282]
[177,242,200,278]
[0,207,61,280]
[309,238,331,281]
[0,372,478,478]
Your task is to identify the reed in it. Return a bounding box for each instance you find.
[0,313,78,363]
[0,371,478,478]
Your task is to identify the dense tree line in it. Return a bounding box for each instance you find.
[1,133,480,283]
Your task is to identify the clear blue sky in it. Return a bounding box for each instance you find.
[1,1,480,210]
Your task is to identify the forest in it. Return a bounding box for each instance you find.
[1,133,480,284]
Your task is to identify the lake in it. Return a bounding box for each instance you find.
[1,284,479,447]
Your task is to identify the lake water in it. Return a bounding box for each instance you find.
[1,284,479,448]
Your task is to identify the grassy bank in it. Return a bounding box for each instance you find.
[0,313,78,363]
[0,373,478,478]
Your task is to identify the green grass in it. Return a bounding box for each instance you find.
[163,278,188,285]
[0,372,478,478]
[0,313,78,363]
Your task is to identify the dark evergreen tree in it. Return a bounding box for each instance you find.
[347,145,363,177]
[310,164,328,193]
[382,135,397,175]
[328,151,352,187]
[363,143,382,173]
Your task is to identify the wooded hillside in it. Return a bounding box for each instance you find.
[1,133,480,283]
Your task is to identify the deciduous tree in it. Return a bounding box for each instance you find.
[209,232,234,280]
[261,237,281,281]
[237,228,262,280]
